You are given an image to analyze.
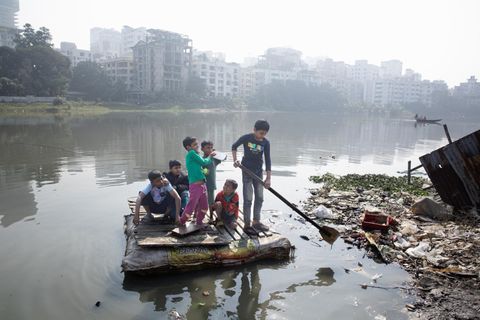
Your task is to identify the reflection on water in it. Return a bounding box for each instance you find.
[0,112,478,319]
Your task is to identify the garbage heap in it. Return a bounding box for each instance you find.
[304,173,480,319]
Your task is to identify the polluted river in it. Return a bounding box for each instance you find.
[0,111,477,320]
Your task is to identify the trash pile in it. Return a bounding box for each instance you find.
[304,173,480,319]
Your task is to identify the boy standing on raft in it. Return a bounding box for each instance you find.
[232,120,271,234]
[180,136,216,226]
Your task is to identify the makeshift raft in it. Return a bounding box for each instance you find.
[122,198,293,275]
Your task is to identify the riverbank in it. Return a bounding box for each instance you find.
[302,173,479,320]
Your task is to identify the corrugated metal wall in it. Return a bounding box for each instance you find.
[420,129,480,210]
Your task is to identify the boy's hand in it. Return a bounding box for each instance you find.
[233,160,241,168]
[264,178,271,189]
[210,151,217,157]
[161,177,169,186]
[133,215,140,225]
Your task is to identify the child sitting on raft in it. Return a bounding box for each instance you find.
[212,179,240,229]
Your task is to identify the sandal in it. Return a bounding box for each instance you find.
[244,226,258,235]
[253,222,270,232]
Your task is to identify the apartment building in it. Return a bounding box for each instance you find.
[131,29,192,96]
[57,42,92,67]
[121,26,147,57]
[90,27,121,59]
[192,51,240,98]
[100,58,135,90]
[0,0,19,48]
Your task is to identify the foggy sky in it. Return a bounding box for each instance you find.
[19,0,480,86]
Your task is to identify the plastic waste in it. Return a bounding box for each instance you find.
[406,242,430,258]
[313,205,335,219]
[400,220,419,236]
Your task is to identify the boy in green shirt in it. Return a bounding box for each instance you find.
[180,136,216,226]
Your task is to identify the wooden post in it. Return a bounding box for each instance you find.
[443,124,453,144]
[407,160,411,184]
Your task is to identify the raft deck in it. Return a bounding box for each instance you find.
[127,197,275,246]
[123,198,293,274]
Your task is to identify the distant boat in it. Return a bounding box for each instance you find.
[416,118,442,124]
[414,114,442,123]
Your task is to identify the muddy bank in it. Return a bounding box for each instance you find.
[302,173,480,320]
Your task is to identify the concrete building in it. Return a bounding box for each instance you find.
[0,0,19,48]
[453,76,480,106]
[258,47,303,71]
[99,58,135,90]
[90,27,121,59]
[131,29,192,96]
[380,60,403,79]
[372,77,447,107]
[192,51,240,98]
[121,25,147,57]
[57,42,92,67]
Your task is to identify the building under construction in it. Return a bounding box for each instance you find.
[131,29,192,101]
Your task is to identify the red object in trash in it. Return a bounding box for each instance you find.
[361,212,394,231]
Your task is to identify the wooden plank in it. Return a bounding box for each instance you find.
[171,223,206,237]
[134,224,176,233]
[211,211,238,241]
[136,232,231,247]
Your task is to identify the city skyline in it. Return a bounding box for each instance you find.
[18,0,480,87]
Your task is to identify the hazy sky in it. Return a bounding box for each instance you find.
[19,0,480,86]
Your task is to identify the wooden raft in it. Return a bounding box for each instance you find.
[127,197,274,248]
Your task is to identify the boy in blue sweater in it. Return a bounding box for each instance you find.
[232,120,271,235]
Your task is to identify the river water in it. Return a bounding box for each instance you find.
[0,111,477,320]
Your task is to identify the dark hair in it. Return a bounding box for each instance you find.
[148,169,163,182]
[254,120,270,132]
[201,140,213,148]
[182,136,197,149]
[225,179,238,190]
[169,160,182,169]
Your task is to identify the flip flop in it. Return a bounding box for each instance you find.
[244,226,258,235]
[253,222,270,231]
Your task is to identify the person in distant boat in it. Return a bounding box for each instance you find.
[212,179,240,229]
[164,160,189,215]
[133,170,181,225]
[201,140,222,217]
[232,120,271,235]
[180,136,216,226]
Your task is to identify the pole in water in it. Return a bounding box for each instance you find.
[443,124,453,144]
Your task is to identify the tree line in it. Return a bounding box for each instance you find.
[0,24,128,101]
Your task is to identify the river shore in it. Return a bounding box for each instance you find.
[302,173,479,320]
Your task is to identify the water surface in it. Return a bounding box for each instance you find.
[0,111,477,320]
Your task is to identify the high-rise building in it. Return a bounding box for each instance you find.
[131,29,192,96]
[57,42,92,67]
[121,25,147,58]
[453,76,480,106]
[90,27,121,59]
[380,60,403,79]
[258,47,303,71]
[191,51,240,98]
[0,0,19,48]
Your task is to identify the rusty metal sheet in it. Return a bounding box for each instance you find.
[419,129,480,210]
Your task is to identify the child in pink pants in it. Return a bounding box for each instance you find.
[180,136,215,225]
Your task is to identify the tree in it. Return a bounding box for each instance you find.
[186,76,207,97]
[14,24,53,48]
[0,77,24,96]
[249,80,345,111]
[17,46,71,96]
[70,61,127,101]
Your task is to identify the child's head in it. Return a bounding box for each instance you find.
[201,140,214,156]
[182,136,198,151]
[148,169,164,187]
[169,160,182,176]
[223,179,238,195]
[253,120,270,140]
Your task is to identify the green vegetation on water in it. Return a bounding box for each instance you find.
[0,103,111,116]
[309,173,428,196]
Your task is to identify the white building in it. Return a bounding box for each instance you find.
[0,0,19,48]
[90,27,121,59]
[121,25,147,58]
[99,58,135,90]
[57,42,92,67]
[258,47,303,71]
[192,51,240,98]
[380,60,403,79]
[131,29,192,96]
